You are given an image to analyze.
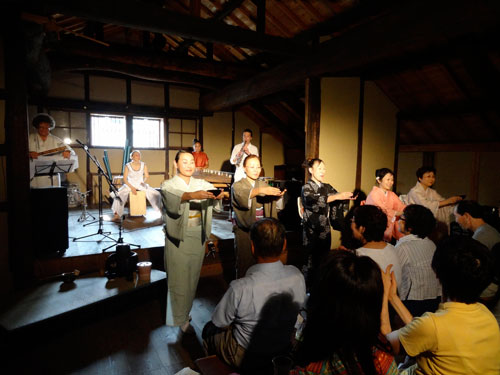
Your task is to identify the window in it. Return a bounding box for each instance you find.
[90,114,126,147]
[133,117,165,148]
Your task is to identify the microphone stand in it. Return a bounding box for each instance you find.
[72,140,132,250]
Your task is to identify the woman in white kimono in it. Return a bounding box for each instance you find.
[407,166,463,234]
[161,150,224,331]
[112,150,162,220]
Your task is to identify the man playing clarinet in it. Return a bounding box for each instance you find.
[230,129,259,182]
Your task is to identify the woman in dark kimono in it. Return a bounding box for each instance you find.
[301,158,354,286]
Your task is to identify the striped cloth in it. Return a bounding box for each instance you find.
[395,234,442,301]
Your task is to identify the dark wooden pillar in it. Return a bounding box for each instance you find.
[355,79,365,190]
[470,152,480,201]
[305,77,321,180]
[3,7,34,286]
[255,0,266,34]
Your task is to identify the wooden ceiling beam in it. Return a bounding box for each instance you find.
[399,142,500,152]
[200,0,500,111]
[397,98,499,121]
[28,0,308,56]
[49,53,227,90]
[50,40,259,80]
[174,0,246,56]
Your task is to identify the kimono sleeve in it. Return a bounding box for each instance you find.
[409,187,440,216]
[160,180,185,218]
[232,181,252,210]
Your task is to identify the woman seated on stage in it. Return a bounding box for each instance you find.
[290,251,398,375]
[112,150,162,221]
[366,168,406,242]
[192,138,209,170]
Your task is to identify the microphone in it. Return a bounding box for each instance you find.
[75,139,88,151]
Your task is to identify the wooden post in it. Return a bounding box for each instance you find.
[164,83,170,179]
[355,79,365,190]
[305,77,321,181]
[470,152,480,201]
[393,114,400,192]
[3,7,34,286]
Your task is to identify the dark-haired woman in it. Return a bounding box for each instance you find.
[161,150,224,331]
[366,168,405,242]
[232,155,284,278]
[192,139,209,169]
[301,159,354,286]
[290,251,398,375]
[395,204,441,317]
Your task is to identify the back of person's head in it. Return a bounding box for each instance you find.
[352,205,387,242]
[432,237,494,304]
[295,250,386,375]
[32,113,55,130]
[403,204,436,238]
[250,218,285,259]
[456,200,483,219]
[416,166,436,179]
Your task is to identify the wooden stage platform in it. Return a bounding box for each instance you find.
[66,206,234,257]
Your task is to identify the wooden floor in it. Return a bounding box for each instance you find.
[66,205,234,257]
[4,274,229,375]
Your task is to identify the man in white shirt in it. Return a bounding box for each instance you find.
[230,128,259,182]
[202,218,306,371]
[29,113,78,187]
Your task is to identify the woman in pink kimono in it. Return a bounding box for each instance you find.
[366,168,406,242]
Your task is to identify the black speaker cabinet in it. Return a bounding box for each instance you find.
[31,187,69,257]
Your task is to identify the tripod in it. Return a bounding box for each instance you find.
[102,214,140,252]
[73,140,123,246]
[77,190,95,222]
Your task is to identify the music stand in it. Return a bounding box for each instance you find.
[72,140,139,252]
[31,159,75,186]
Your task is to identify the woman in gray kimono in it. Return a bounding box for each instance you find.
[232,155,285,278]
[161,150,224,331]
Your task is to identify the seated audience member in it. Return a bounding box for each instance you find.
[454,200,500,250]
[454,200,500,301]
[366,168,406,242]
[395,205,441,317]
[489,243,500,325]
[202,218,306,370]
[383,237,500,375]
[407,166,463,234]
[352,205,403,288]
[290,251,398,375]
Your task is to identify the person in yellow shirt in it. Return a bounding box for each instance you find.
[381,237,500,375]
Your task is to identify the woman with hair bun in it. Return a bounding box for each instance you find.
[111,150,162,221]
[291,251,398,375]
[301,158,354,287]
[365,168,406,242]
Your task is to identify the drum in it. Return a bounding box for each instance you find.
[67,183,82,208]
[129,190,146,216]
